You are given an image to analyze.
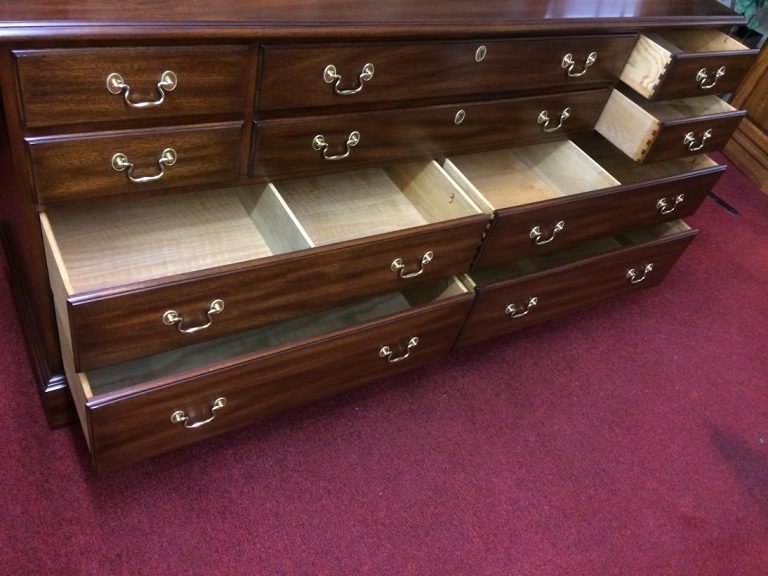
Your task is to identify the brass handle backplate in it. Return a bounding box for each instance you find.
[530,220,565,245]
[112,147,177,184]
[562,51,597,77]
[171,397,227,429]
[684,129,713,152]
[538,107,571,132]
[627,263,654,285]
[106,70,177,109]
[323,63,374,95]
[391,251,434,279]
[163,299,224,334]
[696,66,726,89]
[379,337,419,363]
[505,297,538,319]
[312,131,360,161]
[657,194,685,215]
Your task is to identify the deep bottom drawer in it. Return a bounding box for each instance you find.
[66,279,472,473]
[457,220,696,347]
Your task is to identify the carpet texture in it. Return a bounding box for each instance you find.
[1,156,767,575]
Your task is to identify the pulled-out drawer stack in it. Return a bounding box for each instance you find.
[0,3,757,472]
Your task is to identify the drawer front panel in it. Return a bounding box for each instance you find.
[15,47,249,128]
[647,113,745,163]
[258,35,635,111]
[474,167,722,269]
[656,52,759,100]
[86,295,473,472]
[69,216,488,371]
[253,89,610,178]
[28,123,243,204]
[458,229,696,347]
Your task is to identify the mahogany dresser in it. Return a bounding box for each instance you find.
[0,0,757,472]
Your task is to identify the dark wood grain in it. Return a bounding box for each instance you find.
[645,111,745,163]
[253,89,610,178]
[84,292,473,473]
[258,36,635,112]
[15,46,249,129]
[458,227,697,347]
[473,164,723,269]
[652,50,759,101]
[28,123,243,204]
[67,216,488,371]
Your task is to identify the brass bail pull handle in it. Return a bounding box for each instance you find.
[163,299,224,334]
[323,63,375,95]
[562,51,597,77]
[505,297,538,319]
[538,107,571,132]
[379,337,419,363]
[657,194,685,215]
[696,66,726,89]
[391,251,434,279]
[312,130,360,161]
[626,263,654,285]
[112,147,177,184]
[171,397,227,429]
[530,220,565,245]
[106,70,177,109]
[684,129,713,152]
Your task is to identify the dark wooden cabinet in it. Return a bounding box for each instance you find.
[0,0,753,471]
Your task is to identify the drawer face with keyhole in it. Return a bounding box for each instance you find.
[258,35,635,111]
[15,46,249,128]
[253,88,610,179]
[457,220,696,347]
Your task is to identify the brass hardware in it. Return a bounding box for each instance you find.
[391,251,434,279]
[379,337,419,363]
[656,194,685,215]
[312,131,360,161]
[111,148,177,184]
[454,109,466,125]
[529,220,565,245]
[505,297,538,319]
[323,63,374,95]
[561,51,597,77]
[538,107,571,132]
[696,66,726,90]
[106,70,177,109]
[627,263,654,285]
[475,45,487,62]
[170,397,227,429]
[684,129,713,152]
[163,299,224,334]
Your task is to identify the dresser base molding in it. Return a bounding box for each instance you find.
[1,221,76,428]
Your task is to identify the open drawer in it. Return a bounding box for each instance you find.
[596,89,745,163]
[443,138,722,269]
[61,278,473,473]
[41,160,487,371]
[456,220,696,347]
[620,30,759,100]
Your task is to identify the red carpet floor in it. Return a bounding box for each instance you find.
[1,156,767,575]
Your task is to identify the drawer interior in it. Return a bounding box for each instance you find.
[41,186,312,294]
[642,94,736,121]
[648,30,751,55]
[74,277,468,398]
[573,134,719,184]
[469,220,690,285]
[273,161,482,245]
[442,141,620,211]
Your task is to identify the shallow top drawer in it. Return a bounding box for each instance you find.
[620,31,759,100]
[257,35,636,111]
[15,46,249,128]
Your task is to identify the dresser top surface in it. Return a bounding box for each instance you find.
[0,0,742,41]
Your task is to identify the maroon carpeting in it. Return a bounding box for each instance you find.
[1,157,767,575]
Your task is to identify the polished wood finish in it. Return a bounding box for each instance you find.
[259,36,635,112]
[724,44,768,193]
[82,290,473,473]
[28,123,243,204]
[457,224,697,347]
[253,89,610,179]
[15,47,249,129]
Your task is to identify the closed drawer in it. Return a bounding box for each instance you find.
[253,88,610,178]
[595,89,745,163]
[62,279,472,473]
[15,46,249,128]
[443,136,723,269]
[41,160,487,371]
[27,122,243,204]
[457,220,696,347]
[258,35,635,111]
[620,31,758,101]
